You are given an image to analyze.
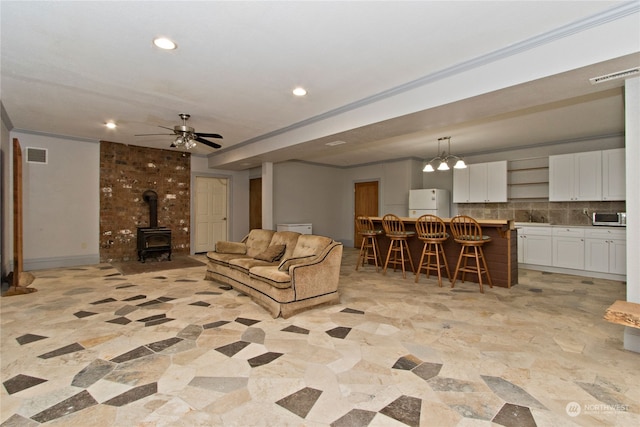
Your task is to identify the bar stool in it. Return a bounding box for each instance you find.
[414,214,451,286]
[449,215,493,293]
[355,216,383,272]
[382,214,415,278]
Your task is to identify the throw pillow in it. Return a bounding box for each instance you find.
[254,244,286,262]
[216,241,247,254]
[277,255,315,272]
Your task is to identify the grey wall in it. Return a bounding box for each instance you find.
[340,158,424,247]
[273,161,346,239]
[1,136,252,271]
[272,158,432,247]
[15,132,100,270]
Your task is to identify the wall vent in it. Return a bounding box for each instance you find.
[26,147,48,164]
[589,67,640,85]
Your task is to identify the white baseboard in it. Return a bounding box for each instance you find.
[519,263,626,282]
[22,254,101,271]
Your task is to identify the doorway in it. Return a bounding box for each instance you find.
[194,176,228,253]
[354,180,379,248]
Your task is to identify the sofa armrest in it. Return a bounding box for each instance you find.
[289,242,343,300]
[216,241,247,254]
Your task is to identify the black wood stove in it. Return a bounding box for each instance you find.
[137,190,172,263]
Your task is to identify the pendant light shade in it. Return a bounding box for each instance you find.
[423,136,466,172]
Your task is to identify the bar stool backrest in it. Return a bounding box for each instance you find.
[356,216,378,235]
[382,214,406,236]
[450,215,485,242]
[415,214,447,240]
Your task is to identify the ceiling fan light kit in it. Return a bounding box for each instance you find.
[423,136,467,172]
[135,113,223,150]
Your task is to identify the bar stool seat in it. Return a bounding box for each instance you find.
[450,215,493,293]
[355,216,383,272]
[414,214,451,286]
[382,214,415,278]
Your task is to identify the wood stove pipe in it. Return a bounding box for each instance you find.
[142,190,158,228]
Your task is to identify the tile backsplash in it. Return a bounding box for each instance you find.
[456,201,626,226]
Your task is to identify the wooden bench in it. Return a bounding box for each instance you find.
[604,300,640,329]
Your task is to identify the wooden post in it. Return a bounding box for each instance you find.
[3,138,36,296]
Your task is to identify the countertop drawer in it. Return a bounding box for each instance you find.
[584,228,626,240]
[518,226,552,236]
[552,227,585,238]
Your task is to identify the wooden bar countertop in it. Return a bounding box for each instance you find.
[369,217,517,288]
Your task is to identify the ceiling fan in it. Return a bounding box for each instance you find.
[135,113,223,150]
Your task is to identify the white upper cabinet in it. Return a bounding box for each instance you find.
[486,161,508,202]
[549,151,602,201]
[454,161,507,203]
[602,148,625,201]
[452,166,470,203]
[468,164,488,203]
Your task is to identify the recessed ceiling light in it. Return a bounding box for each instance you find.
[292,87,307,96]
[326,140,346,146]
[153,37,177,50]
[105,122,117,129]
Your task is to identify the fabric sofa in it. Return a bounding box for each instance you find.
[204,229,343,318]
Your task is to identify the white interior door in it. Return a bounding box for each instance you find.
[195,176,228,253]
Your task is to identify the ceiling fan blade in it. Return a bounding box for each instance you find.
[135,133,174,136]
[195,136,222,149]
[195,132,223,139]
[158,125,176,132]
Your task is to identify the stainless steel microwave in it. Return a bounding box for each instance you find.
[592,212,626,227]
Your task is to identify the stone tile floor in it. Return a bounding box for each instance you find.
[1,249,638,426]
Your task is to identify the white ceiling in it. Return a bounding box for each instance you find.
[1,1,638,170]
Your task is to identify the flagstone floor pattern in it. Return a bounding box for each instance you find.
[1,250,639,426]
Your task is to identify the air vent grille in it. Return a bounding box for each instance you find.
[589,67,640,85]
[26,147,48,164]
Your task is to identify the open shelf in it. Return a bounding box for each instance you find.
[507,157,549,200]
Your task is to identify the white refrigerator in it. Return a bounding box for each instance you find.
[408,189,450,218]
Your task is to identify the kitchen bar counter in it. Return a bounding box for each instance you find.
[369,217,517,288]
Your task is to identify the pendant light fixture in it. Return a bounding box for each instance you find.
[423,136,467,172]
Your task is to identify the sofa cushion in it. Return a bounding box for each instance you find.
[229,257,277,274]
[207,252,250,266]
[269,231,301,260]
[278,255,316,272]
[215,241,246,254]
[250,266,292,289]
[291,235,333,258]
[254,244,286,262]
[245,229,276,257]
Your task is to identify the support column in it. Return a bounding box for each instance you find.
[261,162,274,230]
[624,77,639,352]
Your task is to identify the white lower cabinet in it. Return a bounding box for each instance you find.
[552,227,584,270]
[516,224,626,278]
[518,226,552,265]
[584,228,626,274]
